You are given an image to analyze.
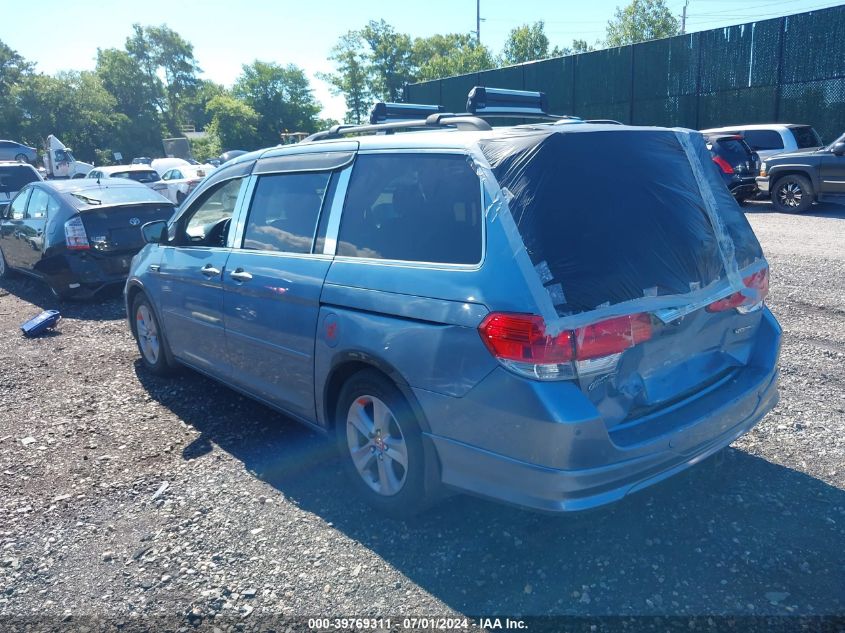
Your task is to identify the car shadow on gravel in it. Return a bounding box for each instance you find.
[136,363,845,618]
[0,276,125,321]
[743,199,845,218]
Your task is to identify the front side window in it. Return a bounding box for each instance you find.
[242,172,330,254]
[336,153,482,264]
[180,178,243,246]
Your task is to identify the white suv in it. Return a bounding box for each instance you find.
[700,123,823,161]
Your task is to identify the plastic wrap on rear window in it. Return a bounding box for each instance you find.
[478,127,764,320]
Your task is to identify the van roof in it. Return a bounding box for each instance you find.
[237,122,687,165]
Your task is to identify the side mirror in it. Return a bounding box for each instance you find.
[141,220,168,244]
[832,142,845,156]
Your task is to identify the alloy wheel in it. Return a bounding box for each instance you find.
[777,182,803,208]
[135,304,160,365]
[345,395,408,496]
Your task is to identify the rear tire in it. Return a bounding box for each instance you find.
[132,293,176,376]
[0,247,11,279]
[772,175,813,213]
[335,370,429,518]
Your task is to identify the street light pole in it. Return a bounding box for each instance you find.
[476,0,481,43]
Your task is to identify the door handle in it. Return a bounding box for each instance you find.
[229,268,253,282]
[200,264,221,277]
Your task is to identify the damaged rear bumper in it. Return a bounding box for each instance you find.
[421,308,781,513]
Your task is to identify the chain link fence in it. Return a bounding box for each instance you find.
[404,5,845,142]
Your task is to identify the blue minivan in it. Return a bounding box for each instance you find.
[126,100,780,516]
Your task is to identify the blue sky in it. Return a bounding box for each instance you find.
[3,0,843,121]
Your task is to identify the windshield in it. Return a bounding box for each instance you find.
[0,166,40,192]
[69,185,167,207]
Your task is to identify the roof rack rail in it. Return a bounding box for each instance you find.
[303,113,491,142]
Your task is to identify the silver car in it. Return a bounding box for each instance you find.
[0,140,38,164]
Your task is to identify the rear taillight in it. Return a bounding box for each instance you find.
[478,312,653,381]
[64,216,90,250]
[706,267,769,313]
[712,155,735,174]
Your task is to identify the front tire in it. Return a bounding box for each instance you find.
[772,175,813,213]
[335,370,428,518]
[14,153,28,163]
[132,293,176,376]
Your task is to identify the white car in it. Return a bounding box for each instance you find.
[152,165,214,204]
[86,165,162,188]
[700,123,824,161]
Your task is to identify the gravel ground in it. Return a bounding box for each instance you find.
[0,201,843,629]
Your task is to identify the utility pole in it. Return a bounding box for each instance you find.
[476,0,481,43]
[681,0,689,35]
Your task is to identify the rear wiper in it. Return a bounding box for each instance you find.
[70,193,102,205]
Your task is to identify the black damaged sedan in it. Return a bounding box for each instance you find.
[0,179,174,299]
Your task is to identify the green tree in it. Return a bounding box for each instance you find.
[318,31,372,124]
[96,47,163,157]
[190,133,223,162]
[0,39,33,136]
[182,79,226,131]
[233,61,321,142]
[570,39,597,54]
[413,34,496,80]
[605,0,679,47]
[125,24,200,131]
[206,93,261,150]
[14,71,129,163]
[502,22,555,64]
[360,20,415,101]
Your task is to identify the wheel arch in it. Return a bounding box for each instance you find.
[769,168,818,197]
[321,352,433,435]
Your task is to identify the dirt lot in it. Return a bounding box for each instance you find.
[1,201,844,629]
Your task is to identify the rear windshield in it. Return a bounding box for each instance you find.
[0,166,39,193]
[480,129,762,315]
[112,170,160,183]
[712,138,751,164]
[68,185,167,207]
[790,125,823,149]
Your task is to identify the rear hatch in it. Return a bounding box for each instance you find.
[712,137,757,176]
[79,203,174,254]
[480,127,768,427]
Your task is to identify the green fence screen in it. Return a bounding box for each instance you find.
[404,5,845,143]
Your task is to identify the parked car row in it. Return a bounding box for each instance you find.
[700,122,845,212]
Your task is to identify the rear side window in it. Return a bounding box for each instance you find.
[26,188,60,219]
[242,172,330,254]
[742,130,784,151]
[790,126,823,149]
[337,153,482,264]
[0,166,39,192]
